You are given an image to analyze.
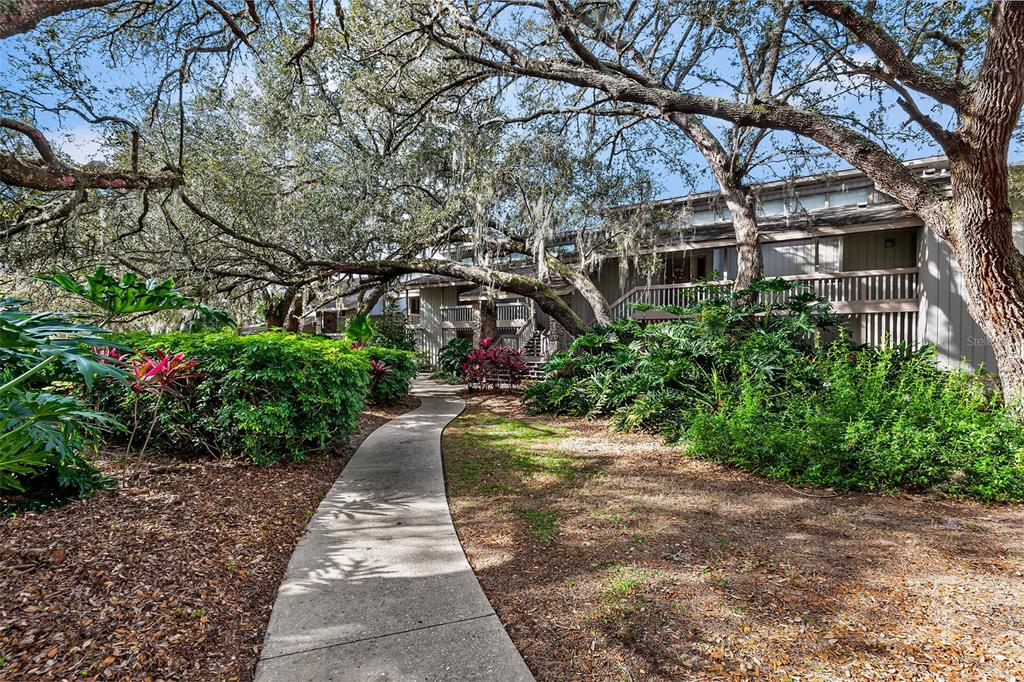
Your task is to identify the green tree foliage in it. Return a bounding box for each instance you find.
[370,302,416,352]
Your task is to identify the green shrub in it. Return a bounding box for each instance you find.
[362,346,416,405]
[103,332,370,464]
[685,344,1024,502]
[525,280,1024,502]
[433,337,473,382]
[371,302,416,351]
[525,279,837,431]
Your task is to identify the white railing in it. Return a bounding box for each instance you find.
[496,302,529,322]
[440,305,475,323]
[407,313,421,326]
[503,306,537,353]
[609,268,919,319]
[774,268,919,304]
[609,282,731,318]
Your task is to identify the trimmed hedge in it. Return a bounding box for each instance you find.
[363,346,416,405]
[104,332,374,464]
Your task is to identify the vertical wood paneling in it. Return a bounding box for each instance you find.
[917,228,997,371]
[843,229,917,271]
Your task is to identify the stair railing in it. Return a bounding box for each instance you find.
[503,303,536,351]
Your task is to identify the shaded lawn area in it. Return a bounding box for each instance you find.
[0,397,419,682]
[443,392,1024,682]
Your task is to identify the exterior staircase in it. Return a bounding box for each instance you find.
[520,330,549,380]
[520,330,544,358]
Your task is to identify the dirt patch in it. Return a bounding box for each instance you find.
[0,396,419,682]
[443,392,1024,681]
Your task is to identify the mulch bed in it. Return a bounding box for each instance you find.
[0,396,419,682]
[444,392,1024,681]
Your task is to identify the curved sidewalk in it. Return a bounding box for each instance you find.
[254,379,534,682]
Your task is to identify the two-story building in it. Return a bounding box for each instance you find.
[312,156,1017,373]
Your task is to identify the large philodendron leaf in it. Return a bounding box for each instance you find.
[0,300,126,390]
[35,267,234,326]
[346,312,374,345]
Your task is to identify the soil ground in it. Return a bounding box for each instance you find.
[443,391,1024,682]
[0,397,419,682]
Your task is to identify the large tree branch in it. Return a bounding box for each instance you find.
[0,0,115,38]
[426,6,949,224]
[1,118,181,191]
[802,0,967,108]
[325,258,586,336]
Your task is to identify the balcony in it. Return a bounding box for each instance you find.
[440,305,475,327]
[610,267,920,319]
[439,302,531,328]
[496,302,529,324]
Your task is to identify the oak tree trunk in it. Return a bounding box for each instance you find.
[721,190,764,292]
[941,1,1024,410]
[945,156,1024,409]
[265,287,297,329]
[284,293,303,332]
[477,298,498,344]
[666,113,763,294]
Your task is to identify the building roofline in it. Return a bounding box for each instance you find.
[611,155,953,214]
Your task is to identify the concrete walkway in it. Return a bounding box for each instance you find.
[254,379,534,682]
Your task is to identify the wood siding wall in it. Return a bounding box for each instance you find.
[417,286,462,363]
[917,228,997,371]
[761,237,841,276]
[843,228,917,271]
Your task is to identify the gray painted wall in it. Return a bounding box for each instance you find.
[843,228,917,270]
[917,227,997,371]
[762,237,841,276]
[417,286,461,362]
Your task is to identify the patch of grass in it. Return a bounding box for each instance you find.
[457,412,565,447]
[604,564,654,598]
[515,507,559,541]
[445,411,583,496]
[597,564,658,643]
[514,452,579,479]
[447,458,489,488]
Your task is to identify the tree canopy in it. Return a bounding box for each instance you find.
[3,0,1024,398]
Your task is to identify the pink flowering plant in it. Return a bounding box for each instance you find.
[96,348,202,458]
[368,359,391,393]
[128,350,201,396]
[461,338,527,390]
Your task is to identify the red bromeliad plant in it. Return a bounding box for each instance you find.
[369,359,391,392]
[117,350,201,458]
[129,351,201,396]
[461,338,527,390]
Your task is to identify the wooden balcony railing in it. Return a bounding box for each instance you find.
[609,267,920,319]
[496,302,529,322]
[440,305,475,324]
